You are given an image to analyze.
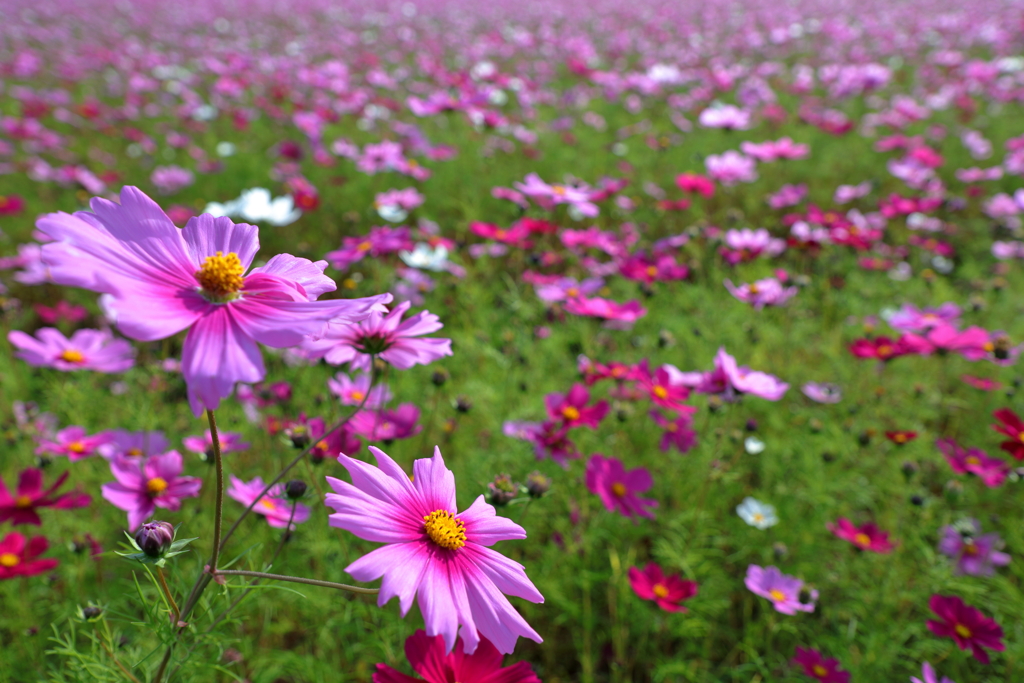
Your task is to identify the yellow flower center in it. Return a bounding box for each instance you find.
[813,665,828,677]
[423,509,466,550]
[127,448,143,457]
[15,495,32,508]
[0,552,19,568]
[652,385,669,399]
[611,482,627,497]
[955,623,972,639]
[749,284,760,294]
[854,533,871,547]
[350,390,365,402]
[60,349,86,363]
[877,345,893,357]
[195,251,245,298]
[752,513,764,522]
[357,241,372,252]
[562,406,580,421]
[894,434,907,443]
[963,543,979,556]
[646,265,658,277]
[652,583,670,599]
[566,287,579,297]
[553,185,567,196]
[146,477,169,495]
[666,423,678,432]
[0,196,8,208]
[68,441,86,454]
[769,589,786,602]
[983,342,995,352]
[259,498,277,510]
[965,456,980,465]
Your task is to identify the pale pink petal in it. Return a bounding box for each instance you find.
[182,307,265,417]
[181,214,260,270]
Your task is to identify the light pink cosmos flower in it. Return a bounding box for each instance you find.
[801,382,842,404]
[564,296,647,328]
[992,241,1024,260]
[534,277,604,303]
[325,446,544,655]
[585,454,657,520]
[99,430,169,460]
[514,173,599,217]
[705,151,758,186]
[227,475,310,529]
[698,105,751,130]
[150,165,194,195]
[349,404,423,441]
[301,301,452,372]
[886,303,961,332]
[182,430,251,458]
[7,328,135,373]
[833,181,872,203]
[35,426,112,461]
[36,186,390,416]
[767,183,807,209]
[326,226,415,271]
[723,277,797,309]
[327,372,392,408]
[745,565,817,614]
[937,438,1009,488]
[101,451,202,530]
[714,348,789,400]
[741,138,809,162]
[721,228,786,264]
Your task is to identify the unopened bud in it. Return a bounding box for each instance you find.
[284,480,307,500]
[525,471,552,498]
[486,474,518,507]
[135,521,174,558]
[82,606,103,620]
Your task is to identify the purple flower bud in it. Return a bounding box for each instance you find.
[486,474,518,506]
[284,480,307,500]
[135,521,174,557]
[525,471,552,498]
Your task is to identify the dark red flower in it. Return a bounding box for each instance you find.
[628,563,697,612]
[926,594,1004,664]
[791,647,850,682]
[373,630,540,683]
[992,408,1024,460]
[885,430,918,445]
[0,468,91,526]
[849,336,911,361]
[0,532,59,579]
[0,194,25,216]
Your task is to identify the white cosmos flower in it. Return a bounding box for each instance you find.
[736,497,778,529]
[400,243,450,271]
[376,204,408,223]
[203,188,301,226]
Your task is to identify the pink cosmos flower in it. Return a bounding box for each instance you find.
[827,518,895,553]
[227,475,310,529]
[99,430,170,460]
[961,375,1001,391]
[101,451,202,530]
[514,173,599,216]
[801,382,841,404]
[35,426,112,461]
[635,361,694,412]
[373,630,540,683]
[746,565,816,614]
[767,183,808,209]
[901,324,991,360]
[325,446,544,654]
[0,194,26,216]
[150,165,194,195]
[628,563,697,612]
[0,468,91,526]
[564,296,647,328]
[926,594,1004,664]
[326,226,415,271]
[545,384,609,429]
[349,404,423,441]
[503,420,579,467]
[327,372,392,408]
[619,253,689,284]
[724,277,797,309]
[375,187,425,211]
[534,277,604,302]
[716,348,789,400]
[34,301,88,324]
[649,410,698,454]
[37,187,390,416]
[938,520,1010,576]
[301,301,452,372]
[675,173,715,198]
[912,662,956,683]
[585,454,657,520]
[833,182,872,204]
[705,151,758,186]
[937,438,1010,488]
[887,303,961,332]
[791,647,850,683]
[720,228,786,264]
[182,430,251,458]
[469,222,532,248]
[7,327,135,373]
[0,532,58,579]
[698,105,751,130]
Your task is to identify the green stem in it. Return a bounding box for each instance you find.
[206,409,225,574]
[213,570,380,595]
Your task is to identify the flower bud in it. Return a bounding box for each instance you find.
[525,471,552,498]
[135,521,175,558]
[431,369,449,387]
[284,480,307,500]
[901,460,919,482]
[486,474,518,507]
[82,606,103,620]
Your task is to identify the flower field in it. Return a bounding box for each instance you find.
[1,1,1023,681]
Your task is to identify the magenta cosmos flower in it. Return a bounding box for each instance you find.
[349,404,423,441]
[101,451,202,530]
[7,327,135,372]
[227,475,310,529]
[791,647,850,683]
[302,301,451,372]
[327,371,392,408]
[912,662,956,683]
[628,563,697,612]
[373,630,540,683]
[745,565,817,614]
[36,186,390,416]
[0,532,59,579]
[99,430,170,460]
[0,468,91,525]
[325,446,544,655]
[545,383,609,429]
[938,519,1010,576]
[926,594,1004,664]
[827,518,896,553]
[35,426,112,461]
[724,277,797,309]
[182,430,250,458]
[585,454,657,520]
